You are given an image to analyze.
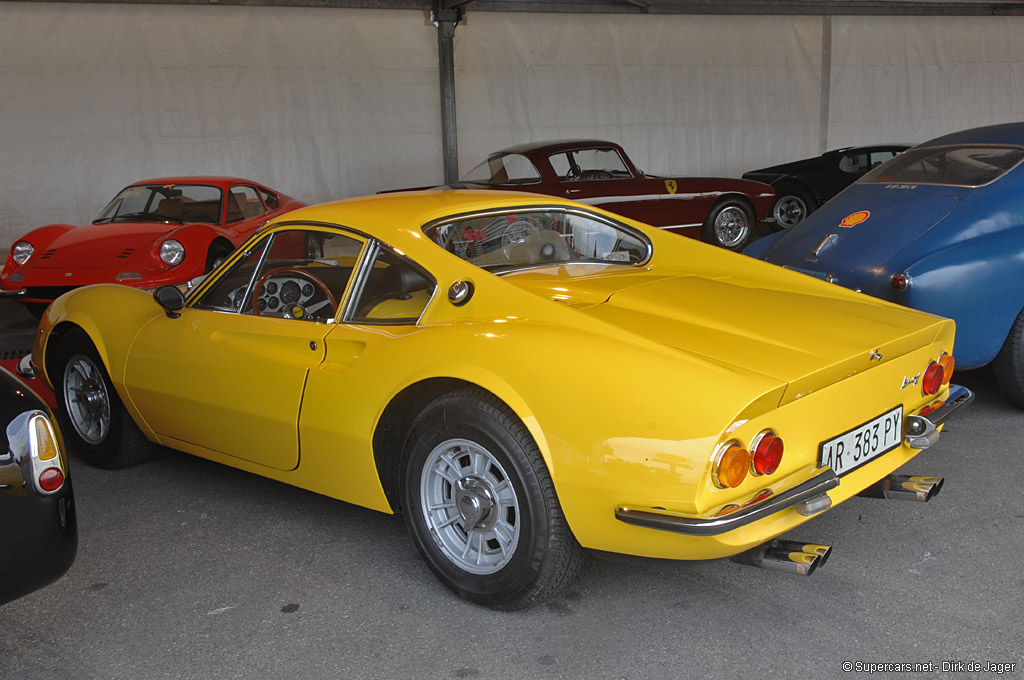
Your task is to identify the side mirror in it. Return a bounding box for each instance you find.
[154,285,185,319]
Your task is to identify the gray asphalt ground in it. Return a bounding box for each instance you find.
[1,295,1021,680]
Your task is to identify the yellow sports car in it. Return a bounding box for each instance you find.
[29,190,972,609]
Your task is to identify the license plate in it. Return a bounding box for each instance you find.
[819,406,903,476]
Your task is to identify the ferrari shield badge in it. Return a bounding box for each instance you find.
[664,180,677,195]
[840,211,870,228]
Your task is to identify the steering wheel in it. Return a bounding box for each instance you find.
[251,267,337,320]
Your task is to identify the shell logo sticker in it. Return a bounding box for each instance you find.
[665,180,677,195]
[840,211,870,228]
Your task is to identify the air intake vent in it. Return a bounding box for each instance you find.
[117,249,136,259]
[39,249,57,260]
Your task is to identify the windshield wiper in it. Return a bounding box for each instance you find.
[109,211,183,224]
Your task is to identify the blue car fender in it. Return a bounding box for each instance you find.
[902,227,1024,369]
[743,230,785,259]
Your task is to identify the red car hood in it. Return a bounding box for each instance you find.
[29,223,180,269]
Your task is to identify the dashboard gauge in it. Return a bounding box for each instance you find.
[280,280,301,304]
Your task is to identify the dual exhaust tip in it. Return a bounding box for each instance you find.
[732,474,944,577]
[731,539,832,576]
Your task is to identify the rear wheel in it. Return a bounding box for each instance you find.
[401,389,584,610]
[993,307,1024,408]
[700,199,755,251]
[771,188,815,229]
[55,330,156,468]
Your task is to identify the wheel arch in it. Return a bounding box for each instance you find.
[901,230,1024,368]
[772,178,818,205]
[371,375,546,513]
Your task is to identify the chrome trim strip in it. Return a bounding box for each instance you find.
[0,288,27,298]
[614,468,840,537]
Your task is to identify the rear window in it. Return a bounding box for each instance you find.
[861,145,1024,187]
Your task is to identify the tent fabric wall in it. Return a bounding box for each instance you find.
[0,2,442,247]
[454,13,824,181]
[828,15,1024,148]
[4,4,1024,250]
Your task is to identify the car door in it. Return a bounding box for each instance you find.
[123,226,367,471]
[549,147,666,226]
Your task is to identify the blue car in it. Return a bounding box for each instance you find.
[745,122,1024,405]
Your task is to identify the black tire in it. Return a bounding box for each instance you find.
[700,198,755,251]
[993,307,1024,408]
[54,330,156,469]
[401,388,584,610]
[205,242,233,273]
[771,187,816,230]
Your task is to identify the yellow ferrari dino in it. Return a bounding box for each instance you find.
[29,189,972,609]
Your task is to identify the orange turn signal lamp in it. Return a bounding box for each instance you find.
[713,431,786,489]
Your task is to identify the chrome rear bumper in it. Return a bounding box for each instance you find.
[614,384,972,538]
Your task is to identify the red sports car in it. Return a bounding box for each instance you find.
[400,140,774,251]
[1,177,304,314]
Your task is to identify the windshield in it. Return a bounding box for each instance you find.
[460,153,541,186]
[861,145,1024,187]
[423,209,650,272]
[94,184,224,224]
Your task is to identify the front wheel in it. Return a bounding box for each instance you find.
[700,199,755,251]
[401,389,584,610]
[55,331,156,468]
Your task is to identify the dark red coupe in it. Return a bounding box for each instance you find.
[0,177,304,314]
[421,140,774,251]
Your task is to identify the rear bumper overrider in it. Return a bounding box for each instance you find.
[615,383,973,537]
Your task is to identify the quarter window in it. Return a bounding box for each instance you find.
[349,248,435,324]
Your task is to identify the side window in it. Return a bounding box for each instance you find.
[193,235,273,313]
[548,153,572,180]
[869,150,899,169]
[260,188,280,211]
[227,186,266,222]
[193,229,364,322]
[565,148,631,180]
[349,247,435,324]
[838,152,870,175]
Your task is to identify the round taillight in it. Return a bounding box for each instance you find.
[713,444,750,489]
[752,432,784,476]
[38,467,64,492]
[891,273,911,292]
[922,361,944,395]
[938,354,954,385]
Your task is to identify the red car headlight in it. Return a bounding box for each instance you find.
[159,239,185,266]
[12,241,34,266]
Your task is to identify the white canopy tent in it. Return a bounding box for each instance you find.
[3,1,1024,247]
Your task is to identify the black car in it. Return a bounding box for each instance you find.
[742,145,909,229]
[1,361,77,606]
